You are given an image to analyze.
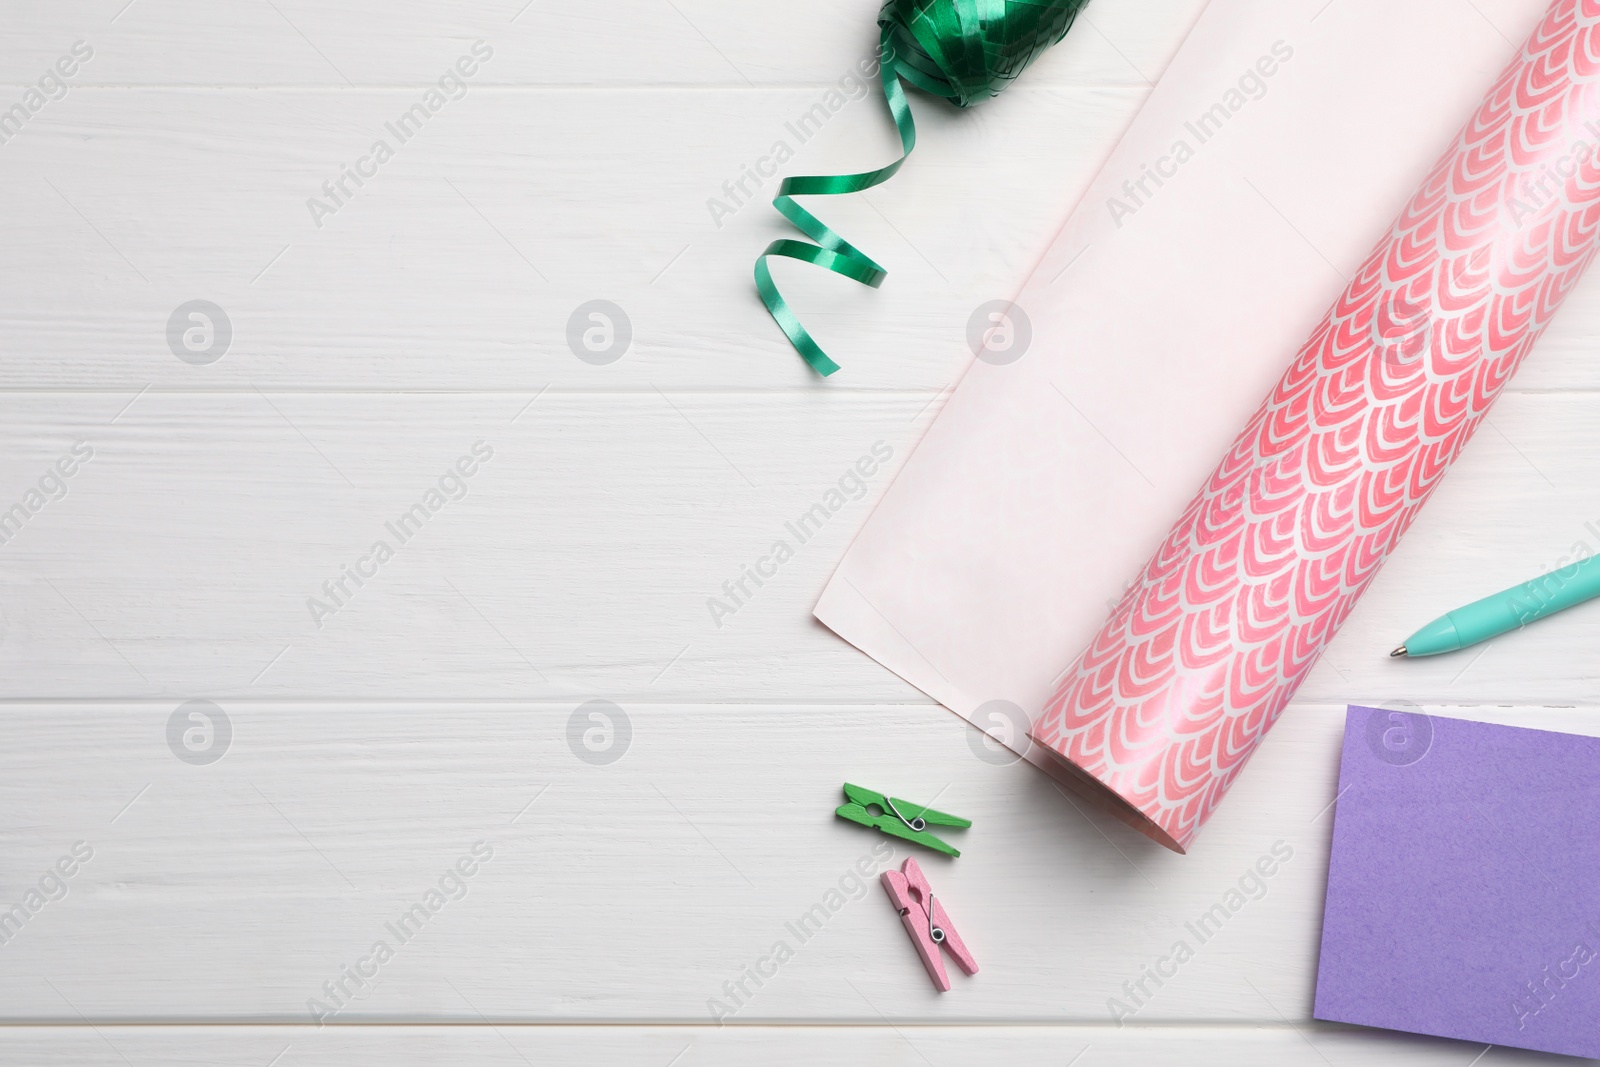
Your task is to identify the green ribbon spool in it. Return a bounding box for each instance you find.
[754,0,1091,376]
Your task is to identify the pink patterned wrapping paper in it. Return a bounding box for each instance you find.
[1031,0,1600,853]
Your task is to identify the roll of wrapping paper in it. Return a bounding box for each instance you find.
[1030,0,1600,854]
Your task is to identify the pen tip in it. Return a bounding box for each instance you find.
[1390,645,1408,658]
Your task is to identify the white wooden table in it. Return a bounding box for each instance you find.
[3,1,1597,1063]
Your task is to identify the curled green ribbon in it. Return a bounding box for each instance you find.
[755,0,1091,376]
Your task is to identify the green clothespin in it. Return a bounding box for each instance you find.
[835,783,970,857]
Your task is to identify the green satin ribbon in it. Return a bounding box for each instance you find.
[755,0,1091,376]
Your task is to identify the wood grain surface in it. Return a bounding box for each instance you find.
[2,1,1593,1063]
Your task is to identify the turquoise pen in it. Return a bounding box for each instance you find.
[1393,554,1600,657]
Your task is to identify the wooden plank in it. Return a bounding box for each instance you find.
[0,700,1593,1023]
[0,84,1140,391]
[0,1023,1547,1066]
[0,390,1598,703]
[0,391,927,701]
[1,0,1206,87]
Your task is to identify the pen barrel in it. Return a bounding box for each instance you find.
[1466,555,1600,633]
[1514,554,1600,616]
[1031,0,1600,854]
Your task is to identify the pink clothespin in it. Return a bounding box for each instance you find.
[880,857,978,992]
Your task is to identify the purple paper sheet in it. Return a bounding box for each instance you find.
[1314,707,1600,1059]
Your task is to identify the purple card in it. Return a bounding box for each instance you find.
[1314,707,1600,1059]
